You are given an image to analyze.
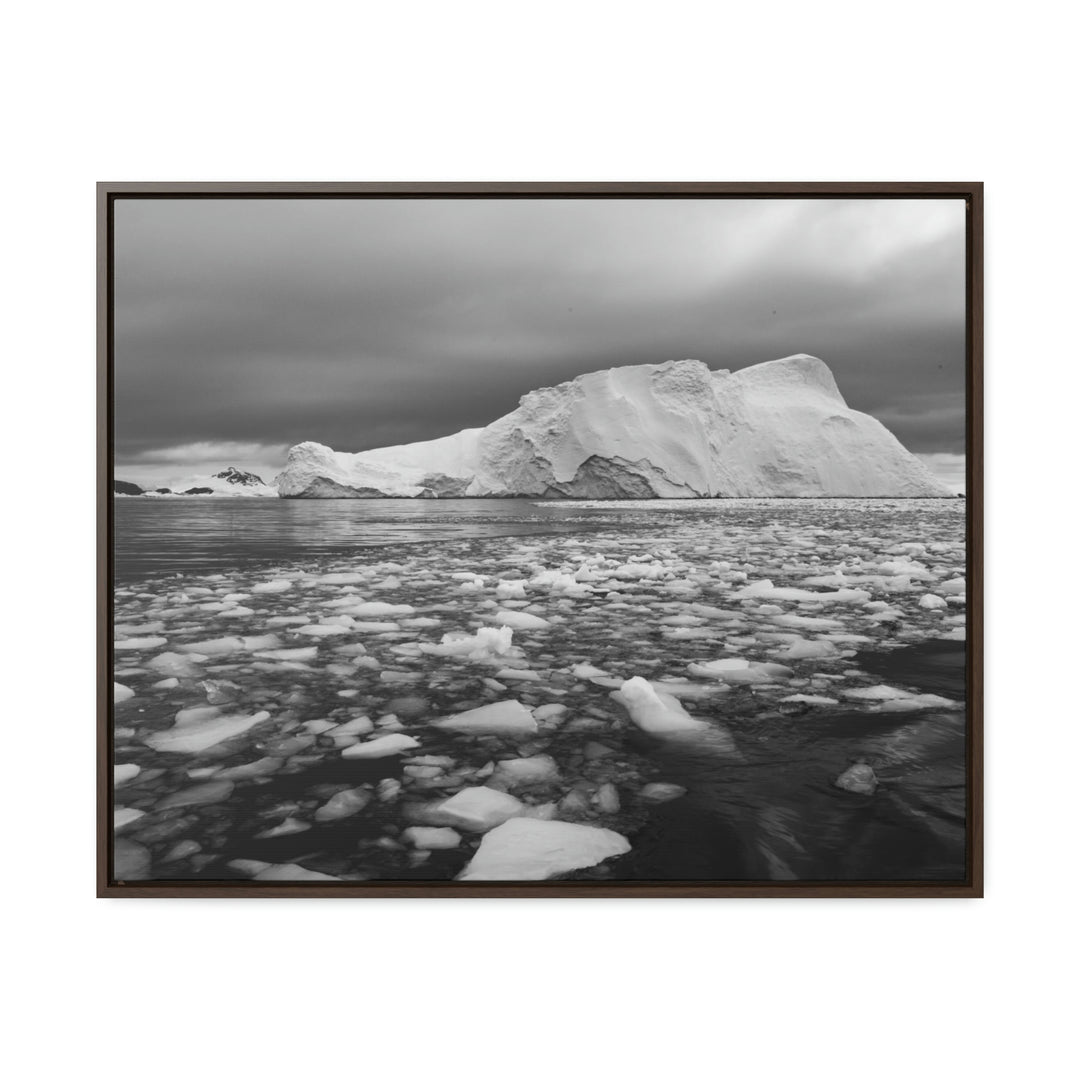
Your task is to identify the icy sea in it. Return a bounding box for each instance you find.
[112,497,968,883]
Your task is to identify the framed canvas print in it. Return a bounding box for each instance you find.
[98,182,982,897]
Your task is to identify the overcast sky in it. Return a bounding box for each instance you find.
[114,197,967,490]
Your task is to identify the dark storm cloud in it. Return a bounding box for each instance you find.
[114,197,967,479]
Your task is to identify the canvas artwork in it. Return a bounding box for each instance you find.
[102,184,980,896]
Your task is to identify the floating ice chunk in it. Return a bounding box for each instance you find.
[918,594,948,610]
[419,625,515,661]
[115,636,168,651]
[401,617,441,628]
[114,763,141,785]
[340,733,420,759]
[495,580,528,599]
[490,755,560,789]
[611,677,707,733]
[533,703,568,722]
[256,817,311,839]
[876,693,963,712]
[345,601,416,617]
[114,682,135,704]
[162,840,202,863]
[174,705,223,726]
[780,694,840,706]
[156,779,235,809]
[266,615,312,627]
[295,623,353,636]
[242,635,283,651]
[315,787,372,822]
[334,715,374,736]
[693,657,748,672]
[403,826,461,849]
[147,651,207,678]
[253,864,341,882]
[939,578,966,595]
[144,710,271,754]
[493,667,541,682]
[594,782,620,813]
[639,782,687,804]
[176,637,244,655]
[114,807,145,830]
[317,572,368,585]
[152,677,180,689]
[775,639,838,660]
[688,659,793,684]
[842,685,913,702]
[252,579,294,594]
[530,569,591,593]
[494,609,550,630]
[429,787,526,832]
[254,646,319,661]
[457,818,630,880]
[433,700,538,736]
[835,762,878,794]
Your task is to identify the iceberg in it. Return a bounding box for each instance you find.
[275,356,952,499]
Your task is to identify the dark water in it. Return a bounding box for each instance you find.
[114,497,968,882]
[113,498,624,582]
[622,643,966,881]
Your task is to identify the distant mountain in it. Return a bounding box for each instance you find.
[212,467,267,488]
[129,467,277,498]
[275,355,953,499]
[113,480,144,496]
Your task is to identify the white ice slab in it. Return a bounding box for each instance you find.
[457,818,630,880]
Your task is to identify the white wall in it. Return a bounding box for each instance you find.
[5,3,1074,1078]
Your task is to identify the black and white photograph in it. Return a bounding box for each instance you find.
[106,188,976,890]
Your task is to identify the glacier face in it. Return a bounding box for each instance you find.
[274,355,953,499]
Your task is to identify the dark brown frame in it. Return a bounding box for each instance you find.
[98,181,983,898]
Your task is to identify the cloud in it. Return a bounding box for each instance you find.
[115,441,288,488]
[113,197,967,461]
[917,453,967,494]
[133,440,290,465]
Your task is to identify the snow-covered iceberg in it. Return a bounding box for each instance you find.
[274,355,952,499]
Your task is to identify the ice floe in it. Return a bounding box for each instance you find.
[426,787,526,832]
[143,710,271,754]
[834,762,878,795]
[403,826,461,849]
[115,636,168,651]
[611,677,707,733]
[433,700,538,736]
[340,733,421,758]
[457,818,630,880]
[419,625,515,660]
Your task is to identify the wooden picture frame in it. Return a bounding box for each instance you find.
[98,182,982,898]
